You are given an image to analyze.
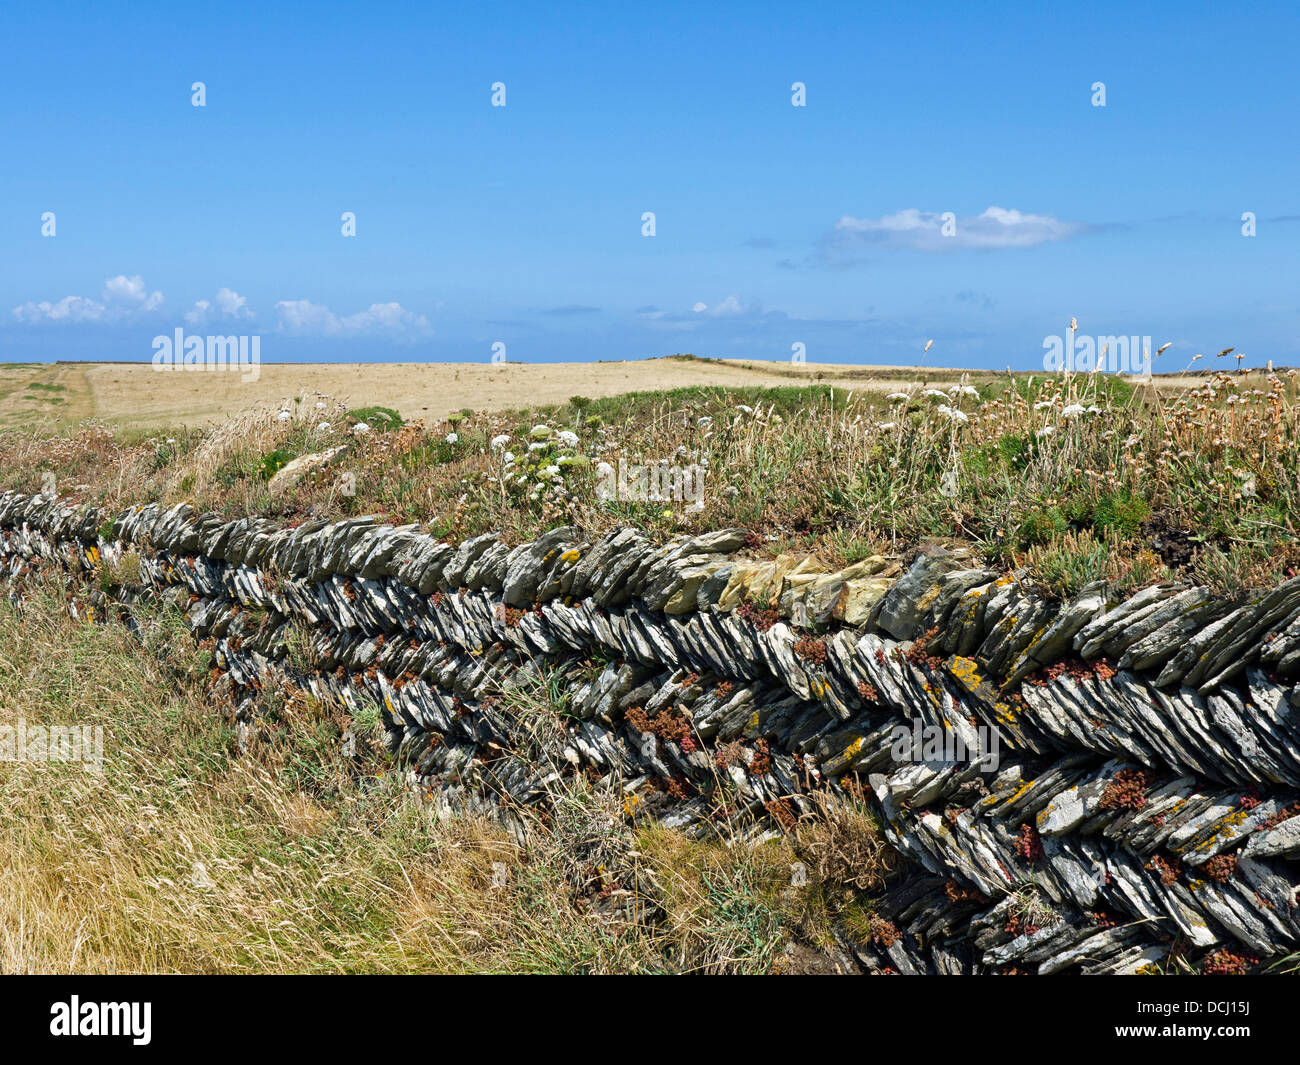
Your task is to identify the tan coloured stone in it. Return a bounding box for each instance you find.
[834,576,894,625]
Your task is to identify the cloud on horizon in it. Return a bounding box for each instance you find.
[184,287,254,326]
[691,294,756,318]
[274,298,431,340]
[12,274,165,323]
[818,206,1091,263]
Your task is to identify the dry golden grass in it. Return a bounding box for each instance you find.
[1,357,996,432]
[791,789,896,896]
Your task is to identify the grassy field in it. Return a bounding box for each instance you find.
[0,356,1005,432]
[1,360,1297,595]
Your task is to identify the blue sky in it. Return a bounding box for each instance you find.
[1,1,1297,369]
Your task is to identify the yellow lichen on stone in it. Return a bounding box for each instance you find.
[993,701,1019,724]
[915,584,942,613]
[947,657,982,687]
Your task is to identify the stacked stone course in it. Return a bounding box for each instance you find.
[3,489,1299,974]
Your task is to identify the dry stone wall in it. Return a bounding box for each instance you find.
[3,488,1300,974]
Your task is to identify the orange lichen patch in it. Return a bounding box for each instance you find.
[1201,948,1256,975]
[736,598,781,631]
[765,796,798,831]
[944,878,986,904]
[1004,909,1040,938]
[647,773,693,801]
[1201,853,1239,883]
[1098,768,1152,811]
[713,739,746,770]
[868,915,900,948]
[1145,853,1181,886]
[1262,802,1300,830]
[904,626,942,670]
[625,704,694,747]
[1027,657,1117,686]
[793,636,828,664]
[1013,822,1044,864]
[1091,659,1117,681]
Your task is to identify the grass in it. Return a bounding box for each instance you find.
[0,580,886,973]
[0,365,94,430]
[0,366,1297,597]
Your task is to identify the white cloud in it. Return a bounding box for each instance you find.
[831,207,1087,252]
[274,299,431,339]
[12,274,165,323]
[101,274,164,309]
[185,287,254,325]
[691,294,755,318]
